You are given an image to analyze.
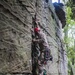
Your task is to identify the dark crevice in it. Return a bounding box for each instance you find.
[45,0,49,3]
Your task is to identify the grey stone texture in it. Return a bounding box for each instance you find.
[0,0,67,75]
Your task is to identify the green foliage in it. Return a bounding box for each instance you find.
[66,0,75,20]
[63,1,75,75]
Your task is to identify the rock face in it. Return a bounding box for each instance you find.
[0,0,67,75]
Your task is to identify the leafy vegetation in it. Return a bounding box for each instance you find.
[63,0,75,75]
[66,0,75,20]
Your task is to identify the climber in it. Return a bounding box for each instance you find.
[32,25,53,64]
[53,2,66,28]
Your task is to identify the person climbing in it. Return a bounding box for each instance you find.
[32,23,53,64]
[32,17,53,74]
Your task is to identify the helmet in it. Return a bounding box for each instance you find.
[34,27,40,32]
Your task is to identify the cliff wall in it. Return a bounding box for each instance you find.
[0,0,67,75]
